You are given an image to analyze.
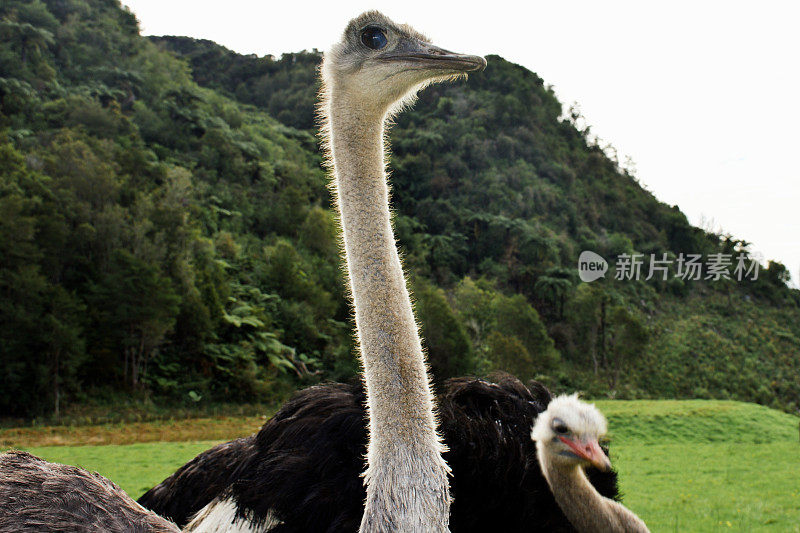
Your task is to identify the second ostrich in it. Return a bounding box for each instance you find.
[532,395,650,532]
[0,451,180,532]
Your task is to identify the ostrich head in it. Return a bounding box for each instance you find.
[531,394,612,472]
[321,11,486,117]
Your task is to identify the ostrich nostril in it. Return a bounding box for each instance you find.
[425,46,448,56]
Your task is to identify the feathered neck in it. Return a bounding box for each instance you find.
[319,78,451,533]
[537,444,649,533]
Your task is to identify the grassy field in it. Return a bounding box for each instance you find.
[22,441,224,498]
[0,416,265,447]
[7,399,800,532]
[596,400,800,532]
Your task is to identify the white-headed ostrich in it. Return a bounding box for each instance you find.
[0,451,180,532]
[532,395,650,533]
[137,11,624,533]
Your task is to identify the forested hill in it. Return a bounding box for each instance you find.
[1,0,798,419]
[149,36,706,274]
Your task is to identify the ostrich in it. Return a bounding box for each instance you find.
[318,10,486,532]
[156,11,486,533]
[139,11,624,533]
[532,395,650,533]
[0,451,180,532]
[140,377,620,532]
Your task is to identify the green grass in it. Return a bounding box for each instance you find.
[12,400,800,531]
[614,442,799,532]
[21,441,223,498]
[595,399,799,444]
[594,400,800,532]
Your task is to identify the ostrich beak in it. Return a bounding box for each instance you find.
[558,436,612,472]
[380,40,486,72]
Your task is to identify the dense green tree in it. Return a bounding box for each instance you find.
[452,277,558,379]
[413,279,477,380]
[491,293,560,375]
[0,0,797,418]
[88,249,180,388]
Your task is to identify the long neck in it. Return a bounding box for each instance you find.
[538,450,649,533]
[325,90,450,532]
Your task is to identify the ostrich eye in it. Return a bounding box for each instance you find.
[361,27,388,50]
[552,418,569,435]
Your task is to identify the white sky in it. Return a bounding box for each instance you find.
[123,0,800,286]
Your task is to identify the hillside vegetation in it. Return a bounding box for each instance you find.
[1,0,798,419]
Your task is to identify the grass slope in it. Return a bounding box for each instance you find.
[595,399,800,444]
[614,442,799,532]
[9,399,800,531]
[595,400,800,532]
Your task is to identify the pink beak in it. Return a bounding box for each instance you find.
[558,436,612,472]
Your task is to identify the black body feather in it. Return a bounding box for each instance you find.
[139,376,619,532]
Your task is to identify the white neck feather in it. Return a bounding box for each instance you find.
[537,447,649,533]
[322,87,451,533]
